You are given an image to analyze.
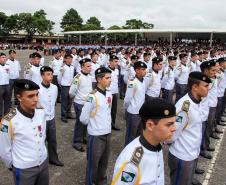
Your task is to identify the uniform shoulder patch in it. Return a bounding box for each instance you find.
[181,100,190,112]
[0,124,8,133]
[86,95,94,103]
[130,146,144,167]
[3,108,17,121]
[121,171,135,183]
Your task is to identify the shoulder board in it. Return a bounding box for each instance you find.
[75,73,81,79]
[129,77,135,81]
[61,63,65,67]
[181,100,190,112]
[3,108,17,121]
[90,89,97,94]
[130,146,144,167]
[36,103,44,109]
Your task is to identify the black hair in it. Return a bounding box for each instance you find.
[187,77,201,91]
[141,117,160,130]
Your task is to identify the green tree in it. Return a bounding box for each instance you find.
[123,19,154,29]
[0,13,19,36]
[17,10,54,38]
[108,25,121,30]
[61,8,83,31]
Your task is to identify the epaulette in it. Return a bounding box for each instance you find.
[90,89,97,94]
[181,100,190,112]
[75,73,81,79]
[129,77,135,81]
[3,108,17,121]
[130,146,144,167]
[36,103,44,109]
[24,63,31,70]
[60,63,65,74]
[146,72,152,78]
[177,64,182,70]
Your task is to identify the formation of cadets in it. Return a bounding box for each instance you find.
[0,45,226,185]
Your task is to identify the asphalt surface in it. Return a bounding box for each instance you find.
[0,50,226,185]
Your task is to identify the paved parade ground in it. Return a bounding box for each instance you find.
[0,50,226,185]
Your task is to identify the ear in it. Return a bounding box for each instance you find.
[16,94,21,102]
[146,120,155,132]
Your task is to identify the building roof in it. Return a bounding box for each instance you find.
[61,28,226,35]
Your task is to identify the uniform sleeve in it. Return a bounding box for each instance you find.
[80,94,95,125]
[171,101,188,142]
[124,81,135,109]
[123,70,129,84]
[57,71,63,85]
[112,156,139,185]
[18,61,21,72]
[69,78,79,98]
[0,120,13,168]
[24,68,31,80]
[174,67,181,80]
[144,75,152,91]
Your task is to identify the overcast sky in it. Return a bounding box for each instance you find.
[0,0,225,32]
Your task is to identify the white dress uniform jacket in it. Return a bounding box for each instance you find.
[107,67,119,94]
[80,89,112,136]
[49,57,63,76]
[0,108,47,169]
[25,65,42,85]
[112,136,164,185]
[69,73,92,105]
[161,66,175,90]
[57,64,74,86]
[0,64,10,85]
[6,59,21,79]
[169,93,203,161]
[38,83,58,121]
[174,64,190,84]
[124,77,146,114]
[145,71,162,97]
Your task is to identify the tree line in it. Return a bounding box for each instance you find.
[0,8,154,41]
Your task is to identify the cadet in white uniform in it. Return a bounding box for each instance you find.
[216,58,226,125]
[118,48,127,99]
[199,60,218,160]
[161,56,177,103]
[112,98,176,185]
[124,61,147,146]
[24,52,42,85]
[108,55,120,131]
[0,79,49,185]
[80,67,112,185]
[175,53,189,102]
[168,72,211,185]
[58,54,75,122]
[123,55,137,84]
[49,49,63,103]
[69,58,92,152]
[6,50,21,106]
[90,52,100,89]
[36,46,45,66]
[188,52,199,72]
[145,57,163,101]
[0,52,10,119]
[39,66,64,167]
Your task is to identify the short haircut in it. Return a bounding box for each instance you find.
[141,117,160,130]
[187,77,201,91]
[9,50,16,54]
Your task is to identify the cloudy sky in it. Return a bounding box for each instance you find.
[0,0,225,32]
